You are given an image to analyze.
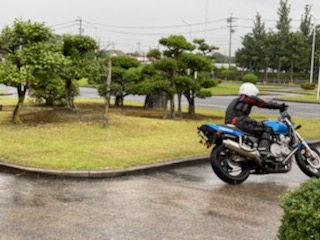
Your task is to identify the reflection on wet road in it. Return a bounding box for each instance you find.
[0,162,309,240]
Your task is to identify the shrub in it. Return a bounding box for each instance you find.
[278,178,320,240]
[216,78,223,84]
[301,82,316,90]
[242,73,258,84]
[220,69,239,79]
[196,90,211,99]
[200,78,218,88]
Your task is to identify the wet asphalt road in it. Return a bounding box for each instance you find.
[0,161,309,240]
[2,85,320,118]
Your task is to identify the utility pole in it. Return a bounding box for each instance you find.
[227,14,236,69]
[310,17,316,83]
[204,0,209,41]
[76,17,83,35]
[103,57,112,128]
[317,57,320,100]
[137,42,141,52]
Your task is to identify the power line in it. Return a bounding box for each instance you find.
[54,23,77,30]
[51,20,77,27]
[49,15,308,55]
[51,16,305,35]
[82,23,227,36]
[82,18,226,30]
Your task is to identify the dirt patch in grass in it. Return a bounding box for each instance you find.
[18,103,223,126]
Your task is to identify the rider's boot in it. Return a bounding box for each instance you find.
[258,132,272,156]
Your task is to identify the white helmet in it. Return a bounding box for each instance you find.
[239,82,259,97]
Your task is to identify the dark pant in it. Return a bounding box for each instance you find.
[234,116,272,149]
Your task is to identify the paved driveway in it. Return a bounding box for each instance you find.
[0,161,309,240]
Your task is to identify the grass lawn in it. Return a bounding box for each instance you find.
[0,98,222,170]
[209,81,320,104]
[208,81,293,95]
[276,92,320,103]
[0,84,319,170]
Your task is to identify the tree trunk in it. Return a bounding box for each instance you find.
[45,94,55,106]
[263,67,268,84]
[188,99,195,115]
[66,79,76,109]
[103,58,112,128]
[289,60,294,85]
[184,91,196,115]
[162,94,168,119]
[169,77,175,119]
[169,94,175,119]
[13,84,28,124]
[277,58,282,83]
[144,94,164,109]
[187,96,195,115]
[115,96,123,107]
[177,90,183,118]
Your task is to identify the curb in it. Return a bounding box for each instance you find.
[0,92,217,178]
[0,91,319,179]
[1,141,319,179]
[0,156,210,179]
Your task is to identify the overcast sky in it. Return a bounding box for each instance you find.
[1,0,319,55]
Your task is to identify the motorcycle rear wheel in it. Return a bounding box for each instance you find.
[296,144,320,177]
[210,143,251,184]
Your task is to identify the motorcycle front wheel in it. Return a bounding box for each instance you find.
[296,144,320,177]
[210,143,251,184]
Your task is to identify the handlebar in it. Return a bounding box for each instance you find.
[280,103,289,113]
[280,109,291,121]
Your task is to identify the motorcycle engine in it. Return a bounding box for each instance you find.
[270,134,291,162]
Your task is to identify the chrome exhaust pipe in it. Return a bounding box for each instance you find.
[223,139,257,159]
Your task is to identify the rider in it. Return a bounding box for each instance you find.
[225,82,288,156]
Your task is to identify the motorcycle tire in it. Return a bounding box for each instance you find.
[210,143,251,184]
[295,144,320,178]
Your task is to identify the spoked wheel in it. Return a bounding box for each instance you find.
[210,143,250,184]
[296,144,320,177]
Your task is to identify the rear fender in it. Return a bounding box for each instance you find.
[198,124,218,147]
[198,123,245,147]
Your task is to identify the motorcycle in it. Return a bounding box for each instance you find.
[197,109,320,184]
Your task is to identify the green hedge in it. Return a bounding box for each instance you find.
[278,178,320,240]
[242,73,258,84]
[300,82,316,90]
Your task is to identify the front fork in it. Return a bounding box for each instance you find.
[285,118,320,168]
[295,131,320,168]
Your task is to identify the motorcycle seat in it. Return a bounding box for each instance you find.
[219,124,253,136]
